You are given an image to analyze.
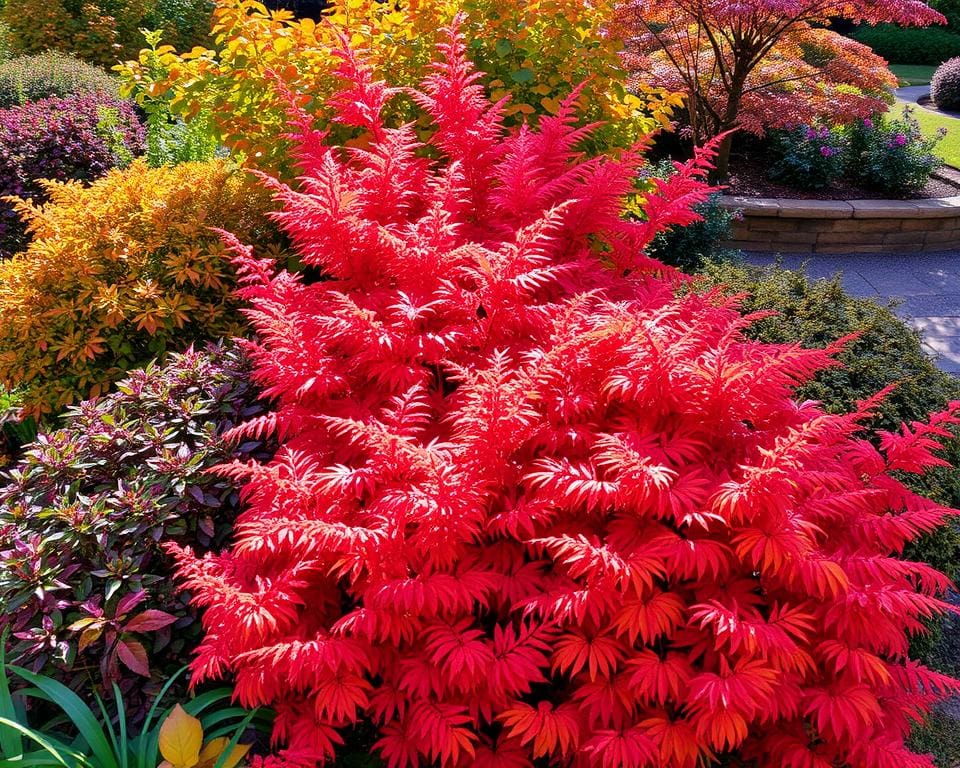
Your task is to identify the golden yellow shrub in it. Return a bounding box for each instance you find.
[117,0,683,175]
[0,159,277,417]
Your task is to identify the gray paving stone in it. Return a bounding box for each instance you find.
[743,249,960,375]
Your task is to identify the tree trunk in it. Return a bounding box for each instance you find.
[710,80,745,182]
[713,132,734,181]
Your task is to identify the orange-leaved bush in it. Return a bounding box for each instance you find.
[172,22,960,768]
[0,159,277,418]
[116,0,684,176]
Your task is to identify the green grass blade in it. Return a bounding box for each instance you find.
[111,686,127,768]
[211,710,257,768]
[196,709,255,731]
[0,717,72,768]
[7,667,118,768]
[182,689,234,718]
[0,656,23,758]
[0,641,23,759]
[136,666,187,768]
[92,693,120,768]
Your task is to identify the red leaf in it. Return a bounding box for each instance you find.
[116,639,150,677]
[124,610,178,633]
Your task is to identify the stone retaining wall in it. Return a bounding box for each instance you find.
[719,195,960,253]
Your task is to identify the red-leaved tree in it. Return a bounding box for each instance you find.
[616,0,944,177]
[171,21,960,768]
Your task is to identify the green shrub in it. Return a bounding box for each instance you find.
[141,0,212,51]
[908,708,960,767]
[0,22,11,64]
[0,51,118,108]
[846,108,943,195]
[767,124,847,190]
[0,0,211,66]
[932,0,960,31]
[852,22,960,65]
[646,192,737,271]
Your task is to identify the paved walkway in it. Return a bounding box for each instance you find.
[897,84,932,104]
[745,251,960,374]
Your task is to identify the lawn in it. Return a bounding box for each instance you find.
[889,63,937,85]
[897,101,960,168]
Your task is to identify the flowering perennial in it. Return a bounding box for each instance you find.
[173,25,960,768]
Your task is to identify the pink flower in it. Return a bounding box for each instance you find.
[894,132,907,147]
[805,127,817,139]
[820,146,833,157]
[863,118,873,128]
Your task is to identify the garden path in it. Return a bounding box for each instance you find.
[744,250,960,374]
[896,84,934,104]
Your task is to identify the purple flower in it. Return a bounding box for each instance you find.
[863,118,873,129]
[820,146,833,157]
[805,127,817,140]
[894,132,907,147]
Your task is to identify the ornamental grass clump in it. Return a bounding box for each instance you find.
[172,24,960,768]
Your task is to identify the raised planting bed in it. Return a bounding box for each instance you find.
[719,194,960,254]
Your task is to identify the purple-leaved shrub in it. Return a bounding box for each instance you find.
[0,91,143,255]
[0,344,271,720]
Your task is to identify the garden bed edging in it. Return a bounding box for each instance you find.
[719,194,960,254]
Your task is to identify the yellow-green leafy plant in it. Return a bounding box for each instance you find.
[2,0,212,66]
[116,0,683,175]
[0,159,278,418]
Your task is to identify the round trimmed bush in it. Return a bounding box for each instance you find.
[932,56,960,110]
[0,51,119,108]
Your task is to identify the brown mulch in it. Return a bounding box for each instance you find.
[724,153,960,200]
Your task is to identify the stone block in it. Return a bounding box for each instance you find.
[720,196,779,217]
[912,197,960,218]
[849,219,901,234]
[775,199,853,219]
[883,231,926,246]
[816,232,885,246]
[764,231,818,245]
[793,219,840,233]
[923,230,960,246]
[745,218,800,233]
[848,200,924,219]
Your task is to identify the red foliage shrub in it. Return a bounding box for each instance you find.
[172,23,960,768]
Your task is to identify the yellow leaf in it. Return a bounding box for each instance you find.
[540,96,561,114]
[197,739,251,768]
[158,704,203,768]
